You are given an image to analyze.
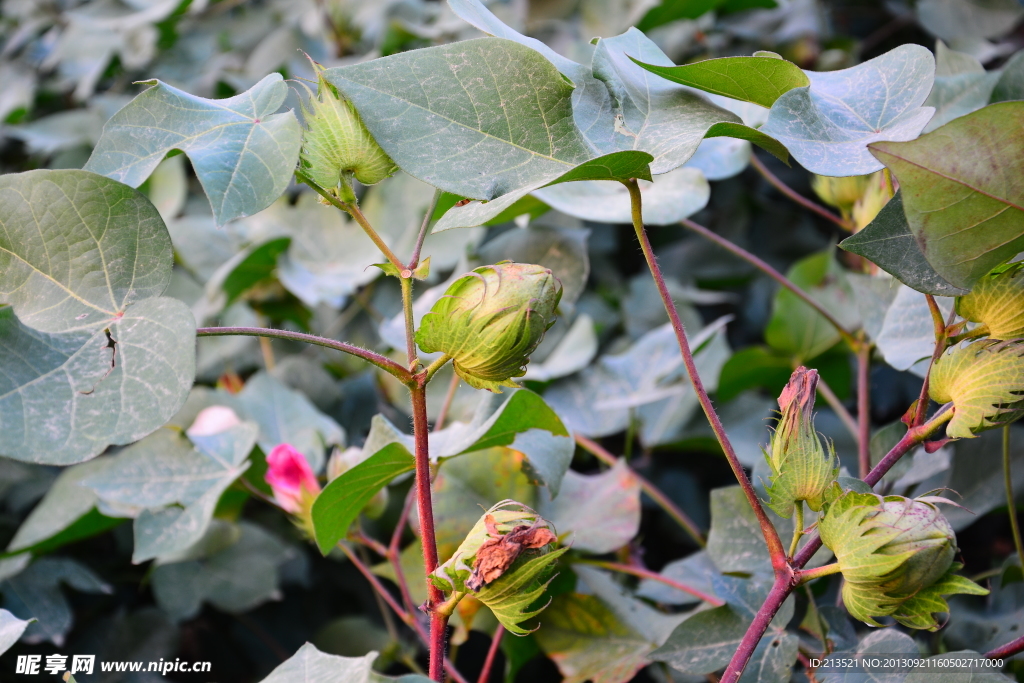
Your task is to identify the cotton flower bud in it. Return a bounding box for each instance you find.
[818,485,987,629]
[299,64,397,194]
[763,367,838,518]
[416,262,562,392]
[956,263,1024,340]
[851,172,891,232]
[929,339,1024,439]
[811,173,873,220]
[265,443,322,536]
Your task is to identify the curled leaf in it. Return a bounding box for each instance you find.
[956,263,1024,340]
[929,339,1024,438]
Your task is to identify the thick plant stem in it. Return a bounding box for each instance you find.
[728,406,956,681]
[1004,426,1024,572]
[680,218,857,349]
[987,633,1024,659]
[575,434,706,547]
[196,327,411,382]
[857,344,872,479]
[410,383,447,682]
[624,179,787,569]
[578,560,723,605]
[721,573,795,683]
[477,626,504,683]
[788,503,804,559]
[749,154,851,230]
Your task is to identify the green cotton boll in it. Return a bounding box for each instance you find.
[764,366,838,517]
[416,262,562,393]
[956,263,1024,340]
[929,339,1024,439]
[298,66,397,190]
[818,485,986,629]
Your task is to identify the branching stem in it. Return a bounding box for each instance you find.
[577,560,723,605]
[680,218,858,350]
[624,179,787,569]
[196,327,411,382]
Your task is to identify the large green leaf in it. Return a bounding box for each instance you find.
[869,101,1024,290]
[630,54,809,109]
[650,605,748,674]
[311,443,415,555]
[85,75,302,225]
[325,38,595,200]
[761,45,935,176]
[81,425,255,563]
[923,43,999,133]
[992,51,1024,104]
[1,557,110,645]
[840,192,968,296]
[538,460,640,554]
[764,249,858,362]
[0,170,195,464]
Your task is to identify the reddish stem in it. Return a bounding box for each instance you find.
[857,344,872,479]
[679,218,857,350]
[748,154,851,230]
[986,633,1024,659]
[913,294,950,427]
[721,573,796,683]
[477,626,505,683]
[581,560,723,606]
[624,180,788,570]
[195,327,411,382]
[411,382,447,682]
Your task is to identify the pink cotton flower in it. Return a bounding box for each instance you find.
[265,444,321,514]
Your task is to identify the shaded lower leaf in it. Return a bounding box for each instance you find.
[840,192,968,296]
[649,605,748,674]
[0,298,196,465]
[0,609,33,656]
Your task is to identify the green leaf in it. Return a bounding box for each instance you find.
[940,428,1024,531]
[434,151,653,231]
[765,249,858,361]
[991,51,1024,104]
[535,567,683,683]
[630,54,808,109]
[538,460,640,554]
[0,609,33,656]
[636,552,719,606]
[869,102,1024,290]
[7,459,113,553]
[916,0,1024,44]
[874,286,955,377]
[237,371,345,475]
[311,443,415,555]
[650,605,749,674]
[739,633,799,683]
[923,43,999,133]
[636,0,719,31]
[325,39,596,200]
[151,521,293,621]
[0,169,195,464]
[532,167,709,226]
[223,237,292,305]
[840,192,969,296]
[81,425,255,563]
[718,346,794,403]
[762,45,935,176]
[258,643,377,683]
[84,74,302,225]
[434,389,574,496]
[891,565,989,630]
[1,557,111,645]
